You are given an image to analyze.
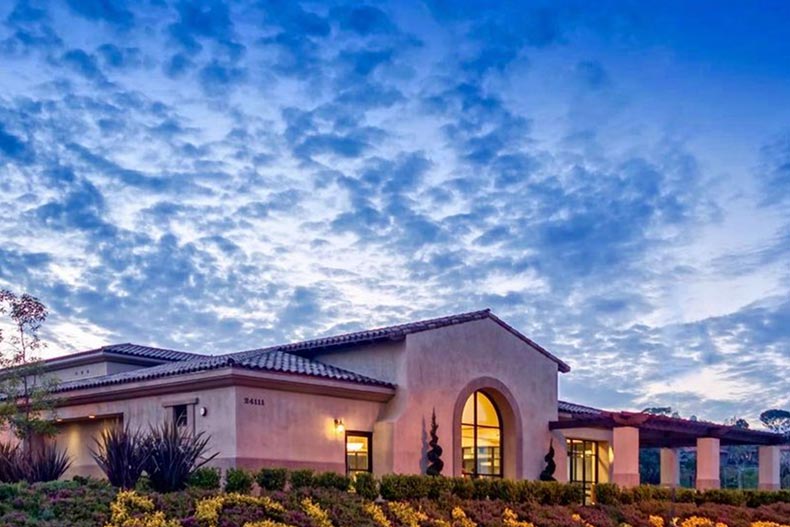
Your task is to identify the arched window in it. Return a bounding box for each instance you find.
[461,390,502,477]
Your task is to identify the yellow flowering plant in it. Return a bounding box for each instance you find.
[450,507,476,527]
[195,493,286,527]
[502,507,535,527]
[364,502,393,527]
[104,490,181,527]
[301,497,334,527]
[388,501,429,527]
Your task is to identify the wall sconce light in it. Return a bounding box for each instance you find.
[88,415,96,419]
[199,407,208,417]
[334,418,345,434]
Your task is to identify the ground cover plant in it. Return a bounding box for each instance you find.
[0,472,787,527]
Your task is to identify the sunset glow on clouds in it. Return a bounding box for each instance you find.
[1,0,789,425]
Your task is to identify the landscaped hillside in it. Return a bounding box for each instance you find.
[0,473,788,527]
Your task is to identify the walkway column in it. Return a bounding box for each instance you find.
[612,426,640,487]
[696,437,720,490]
[758,446,781,490]
[660,448,680,487]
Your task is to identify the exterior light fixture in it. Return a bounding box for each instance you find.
[88,415,96,419]
[334,418,345,433]
[199,407,208,417]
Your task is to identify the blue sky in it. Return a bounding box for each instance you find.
[1,0,788,427]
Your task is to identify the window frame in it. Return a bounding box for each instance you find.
[345,430,373,475]
[461,390,504,478]
[566,439,599,503]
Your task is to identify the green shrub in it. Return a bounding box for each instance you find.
[593,482,620,505]
[224,468,254,494]
[257,467,288,491]
[353,472,379,500]
[289,469,315,489]
[425,475,453,499]
[313,471,352,491]
[188,467,221,490]
[450,477,475,499]
[697,488,747,506]
[380,474,430,500]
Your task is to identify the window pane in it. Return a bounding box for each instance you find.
[476,392,499,427]
[462,394,475,424]
[346,434,370,473]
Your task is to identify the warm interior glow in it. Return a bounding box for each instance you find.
[88,415,96,419]
[461,390,502,477]
[334,419,345,433]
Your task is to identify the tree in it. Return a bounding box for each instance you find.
[0,290,59,447]
[760,409,790,437]
[425,408,444,476]
[722,416,757,489]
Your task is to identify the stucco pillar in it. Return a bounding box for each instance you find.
[660,448,680,487]
[552,431,569,483]
[696,437,720,490]
[758,446,781,490]
[612,426,640,487]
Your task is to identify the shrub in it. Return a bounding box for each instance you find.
[90,425,150,489]
[257,468,288,491]
[354,472,379,500]
[225,468,255,494]
[26,443,72,482]
[381,474,431,500]
[144,421,217,493]
[0,442,26,483]
[313,471,352,491]
[188,467,221,490]
[593,483,620,505]
[290,469,315,489]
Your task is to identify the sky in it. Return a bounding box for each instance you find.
[0,0,789,428]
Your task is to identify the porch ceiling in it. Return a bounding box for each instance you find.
[550,411,786,447]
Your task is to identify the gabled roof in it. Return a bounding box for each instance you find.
[54,348,394,393]
[44,343,202,366]
[278,309,571,373]
[44,309,569,394]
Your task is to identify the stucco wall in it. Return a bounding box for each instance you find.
[52,385,238,471]
[348,317,561,479]
[234,386,385,473]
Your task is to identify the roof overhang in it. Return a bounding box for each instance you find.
[550,411,786,447]
[52,366,396,407]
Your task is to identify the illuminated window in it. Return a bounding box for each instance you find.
[567,439,598,503]
[461,391,502,477]
[346,432,372,475]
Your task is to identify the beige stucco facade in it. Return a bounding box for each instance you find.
[2,310,784,491]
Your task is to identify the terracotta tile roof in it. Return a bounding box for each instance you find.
[45,342,202,364]
[53,349,394,393]
[558,400,603,416]
[46,309,568,394]
[277,309,571,373]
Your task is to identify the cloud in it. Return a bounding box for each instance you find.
[0,0,787,426]
[65,0,134,30]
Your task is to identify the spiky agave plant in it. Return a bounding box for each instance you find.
[0,442,26,483]
[91,425,150,489]
[144,421,217,493]
[25,442,71,482]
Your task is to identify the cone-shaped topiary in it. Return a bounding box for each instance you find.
[426,408,444,476]
[539,439,556,481]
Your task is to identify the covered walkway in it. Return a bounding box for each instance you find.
[551,406,786,490]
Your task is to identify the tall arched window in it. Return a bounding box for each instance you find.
[461,390,502,477]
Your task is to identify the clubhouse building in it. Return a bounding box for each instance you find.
[1,309,785,491]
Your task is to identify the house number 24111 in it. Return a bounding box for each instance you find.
[244,397,265,406]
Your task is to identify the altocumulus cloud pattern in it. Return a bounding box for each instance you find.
[0,0,789,424]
